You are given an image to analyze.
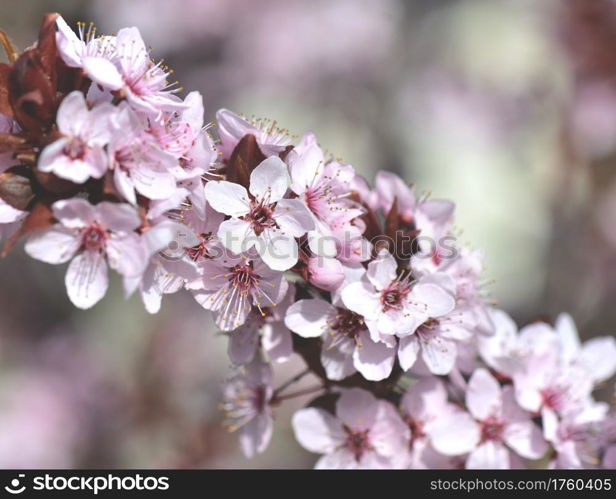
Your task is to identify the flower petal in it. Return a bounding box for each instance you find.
[65,251,109,309]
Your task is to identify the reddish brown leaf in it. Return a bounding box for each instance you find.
[1,199,54,256]
[225,134,266,189]
[0,169,34,209]
[0,63,12,116]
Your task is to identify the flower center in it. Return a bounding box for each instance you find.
[541,386,565,411]
[187,233,214,260]
[480,416,504,442]
[63,138,87,160]
[246,202,276,236]
[342,424,372,461]
[380,281,410,311]
[330,308,365,340]
[229,262,260,295]
[81,224,107,252]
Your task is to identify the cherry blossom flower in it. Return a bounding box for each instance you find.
[107,103,179,204]
[285,298,396,381]
[292,388,409,469]
[216,109,292,160]
[24,199,147,309]
[221,360,274,458]
[400,377,468,469]
[188,253,288,331]
[228,285,296,365]
[205,156,314,271]
[397,306,477,375]
[287,133,364,258]
[55,17,120,90]
[81,26,185,118]
[38,92,113,183]
[431,369,548,469]
[340,250,456,341]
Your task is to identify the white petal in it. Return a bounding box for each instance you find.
[249,156,289,203]
[204,180,250,217]
[336,388,378,431]
[217,218,254,255]
[466,441,510,469]
[284,299,332,338]
[411,282,456,318]
[259,232,298,271]
[580,337,616,383]
[114,168,137,205]
[397,335,420,371]
[65,251,109,309]
[504,421,548,460]
[52,198,95,228]
[96,202,140,234]
[274,199,315,236]
[466,368,502,420]
[261,322,293,363]
[292,408,343,454]
[56,91,87,135]
[25,227,79,264]
[366,250,397,289]
[228,326,259,365]
[340,281,380,320]
[431,413,480,456]
[421,336,457,375]
[83,57,123,90]
[353,330,395,381]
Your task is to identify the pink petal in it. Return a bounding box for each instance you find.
[431,412,480,456]
[466,368,502,420]
[292,408,343,454]
[96,202,140,234]
[398,335,420,371]
[249,157,289,203]
[284,299,332,338]
[466,441,510,469]
[52,198,95,228]
[25,227,79,264]
[336,388,378,431]
[204,180,250,217]
[83,57,123,90]
[353,330,395,381]
[65,251,109,309]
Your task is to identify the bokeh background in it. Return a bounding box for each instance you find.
[0,0,615,468]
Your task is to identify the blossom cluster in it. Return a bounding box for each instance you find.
[0,14,614,469]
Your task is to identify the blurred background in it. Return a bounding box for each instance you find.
[0,0,615,468]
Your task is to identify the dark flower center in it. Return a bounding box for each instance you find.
[246,202,276,236]
[63,138,87,160]
[81,224,107,252]
[330,308,365,339]
[380,281,410,311]
[480,416,504,442]
[343,424,372,461]
[229,262,260,295]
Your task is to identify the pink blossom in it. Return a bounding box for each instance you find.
[431,369,548,468]
[204,156,314,271]
[24,199,147,309]
[398,305,477,375]
[341,250,456,341]
[55,17,121,90]
[227,285,295,365]
[216,109,291,160]
[38,92,113,183]
[292,388,409,469]
[400,377,468,469]
[285,299,396,381]
[188,253,288,331]
[107,103,179,204]
[221,360,274,458]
